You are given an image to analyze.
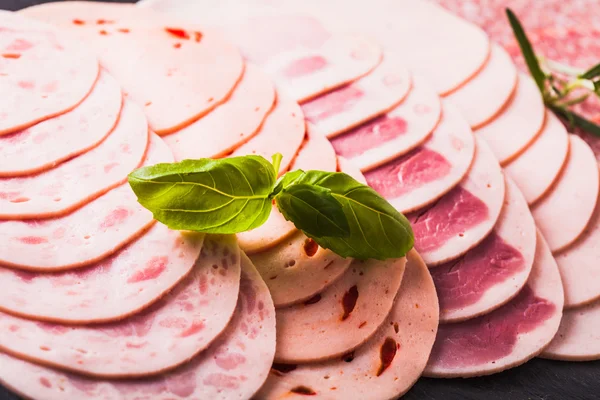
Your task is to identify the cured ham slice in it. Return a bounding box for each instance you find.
[0,11,99,136]
[274,256,406,363]
[330,74,441,172]
[0,223,204,324]
[0,101,149,220]
[408,137,505,266]
[0,70,121,177]
[364,102,475,213]
[0,236,240,378]
[431,178,536,323]
[256,249,439,400]
[0,254,277,400]
[163,64,275,160]
[425,232,563,377]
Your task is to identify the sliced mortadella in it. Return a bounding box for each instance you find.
[0,223,204,324]
[0,253,277,400]
[331,74,441,172]
[431,178,536,323]
[504,111,570,205]
[408,137,505,266]
[0,236,240,378]
[163,64,275,160]
[443,44,517,129]
[302,53,412,139]
[476,74,545,165]
[337,156,367,185]
[237,204,296,255]
[0,70,121,177]
[425,232,563,377]
[290,128,337,172]
[0,101,149,220]
[365,102,475,213]
[0,10,99,135]
[274,256,406,363]
[256,249,439,400]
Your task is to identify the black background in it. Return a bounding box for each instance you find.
[1,0,599,399]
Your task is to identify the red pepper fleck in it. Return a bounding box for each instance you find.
[99,30,108,36]
[2,53,20,59]
[303,238,319,257]
[97,19,114,25]
[194,31,203,42]
[173,42,182,49]
[118,28,130,34]
[341,285,359,321]
[376,337,398,376]
[290,386,316,396]
[72,19,85,25]
[165,27,190,40]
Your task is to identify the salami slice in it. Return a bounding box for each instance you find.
[0,10,99,136]
[330,74,442,172]
[0,236,240,378]
[256,249,439,400]
[0,253,276,400]
[274,256,406,363]
[0,69,121,177]
[0,223,204,324]
[0,100,149,220]
[425,231,563,377]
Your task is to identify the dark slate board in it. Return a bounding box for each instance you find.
[1,0,598,399]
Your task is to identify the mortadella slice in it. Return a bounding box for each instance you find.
[0,236,240,378]
[337,156,367,184]
[290,128,337,172]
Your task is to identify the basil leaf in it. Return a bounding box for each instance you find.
[276,183,350,238]
[581,62,600,80]
[549,105,600,137]
[271,153,283,179]
[128,155,275,233]
[271,169,304,198]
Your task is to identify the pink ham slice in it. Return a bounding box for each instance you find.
[531,135,599,253]
[163,64,275,160]
[504,111,570,205]
[431,178,537,323]
[0,10,99,136]
[330,74,442,172]
[425,231,564,377]
[476,74,545,165]
[337,156,367,184]
[408,137,505,266]
[0,253,276,400]
[0,235,240,378]
[256,249,439,400]
[274,256,406,363]
[290,128,337,172]
[0,100,149,220]
[0,223,204,324]
[0,69,121,177]
[365,102,475,213]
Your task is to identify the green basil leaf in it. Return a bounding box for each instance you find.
[549,105,600,137]
[581,62,600,80]
[128,155,275,233]
[271,169,305,198]
[271,153,283,179]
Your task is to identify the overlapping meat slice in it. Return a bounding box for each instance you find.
[431,178,536,323]
[0,254,276,400]
[0,236,240,378]
[290,128,338,172]
[337,156,367,184]
[256,249,438,399]
[425,231,563,377]
[0,101,149,220]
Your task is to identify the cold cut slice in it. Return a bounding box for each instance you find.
[0,223,204,324]
[408,137,505,265]
[0,235,240,378]
[163,64,275,160]
[290,128,337,173]
[0,69,121,177]
[0,253,276,400]
[237,204,296,255]
[431,178,536,323]
[531,135,599,253]
[425,231,563,377]
[0,10,99,135]
[256,249,439,400]
[364,102,475,213]
[274,256,406,363]
[330,74,442,172]
[0,100,149,220]
[337,156,367,184]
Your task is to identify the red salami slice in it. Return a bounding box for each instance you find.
[0,253,276,400]
[0,100,149,220]
[0,69,121,177]
[0,10,99,136]
[0,236,240,378]
[425,231,563,377]
[256,249,439,400]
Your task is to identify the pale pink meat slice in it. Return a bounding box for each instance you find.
[0,10,99,136]
[0,235,240,378]
[0,254,276,400]
[237,204,296,256]
[290,128,337,173]
[337,156,367,184]
[425,231,563,377]
[256,249,439,400]
[0,100,149,220]
[0,69,121,177]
